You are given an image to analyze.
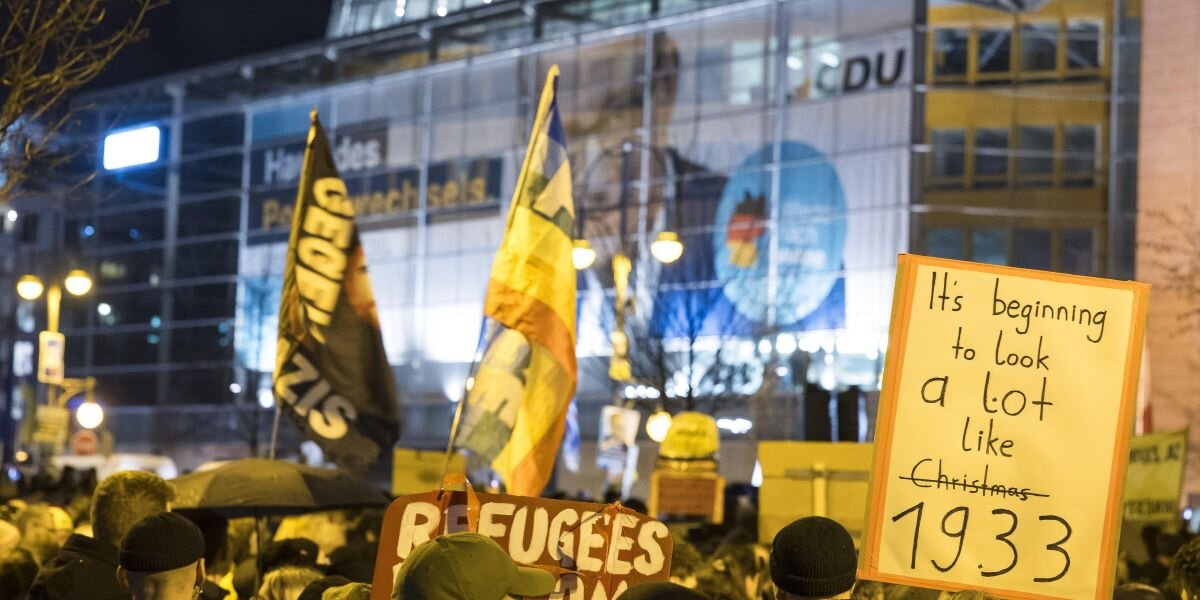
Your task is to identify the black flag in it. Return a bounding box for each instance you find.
[273,112,398,469]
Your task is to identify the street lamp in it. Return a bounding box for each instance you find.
[646,409,672,443]
[571,239,597,270]
[649,231,684,264]
[572,139,684,271]
[16,275,44,301]
[18,269,93,333]
[75,401,104,430]
[63,270,93,296]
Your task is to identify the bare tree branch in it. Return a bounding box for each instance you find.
[0,0,164,204]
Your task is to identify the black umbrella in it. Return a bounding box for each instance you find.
[170,458,388,518]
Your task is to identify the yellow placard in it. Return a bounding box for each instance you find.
[391,448,465,497]
[1123,430,1187,522]
[859,255,1149,600]
[758,441,874,545]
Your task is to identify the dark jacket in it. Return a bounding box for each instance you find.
[26,533,130,600]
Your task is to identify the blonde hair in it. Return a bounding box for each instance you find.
[257,566,322,600]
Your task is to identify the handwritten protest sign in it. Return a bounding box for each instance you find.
[1124,430,1187,522]
[859,255,1149,600]
[372,490,672,600]
[649,471,724,524]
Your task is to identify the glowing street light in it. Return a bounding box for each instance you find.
[63,269,93,296]
[650,231,684,264]
[646,410,673,443]
[571,239,597,270]
[76,401,104,429]
[16,274,44,301]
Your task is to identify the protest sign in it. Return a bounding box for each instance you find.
[758,441,873,544]
[597,406,640,472]
[372,490,672,600]
[1123,430,1187,522]
[391,448,466,497]
[859,254,1149,600]
[649,471,724,524]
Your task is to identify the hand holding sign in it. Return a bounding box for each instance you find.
[860,255,1149,600]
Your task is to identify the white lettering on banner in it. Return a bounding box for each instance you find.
[510,508,550,564]
[376,495,673,600]
[263,148,304,186]
[633,521,668,575]
[274,353,359,441]
[480,503,516,538]
[261,134,384,187]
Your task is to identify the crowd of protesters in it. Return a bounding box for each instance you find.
[0,467,1196,599]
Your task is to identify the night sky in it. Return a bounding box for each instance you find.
[87,0,333,90]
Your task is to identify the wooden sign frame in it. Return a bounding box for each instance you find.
[859,254,1149,600]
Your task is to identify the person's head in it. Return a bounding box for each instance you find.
[770,517,857,600]
[618,582,710,600]
[392,532,557,600]
[0,547,38,600]
[92,471,175,548]
[16,504,58,565]
[1173,538,1200,600]
[47,506,73,547]
[1113,583,1166,600]
[257,565,324,600]
[850,580,884,600]
[117,512,206,600]
[939,592,997,600]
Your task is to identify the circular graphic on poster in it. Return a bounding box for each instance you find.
[712,141,847,326]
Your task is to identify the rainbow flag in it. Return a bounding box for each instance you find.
[454,66,576,496]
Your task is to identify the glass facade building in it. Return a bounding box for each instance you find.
[5,0,1138,466]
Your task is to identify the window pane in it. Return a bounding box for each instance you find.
[974,128,1009,187]
[97,372,158,406]
[94,331,161,366]
[180,153,243,195]
[1067,21,1101,70]
[94,290,163,328]
[167,368,234,405]
[178,197,241,238]
[1061,229,1094,274]
[173,283,236,320]
[97,249,163,286]
[927,228,964,259]
[934,29,969,76]
[96,208,165,246]
[930,129,965,178]
[1012,229,1052,270]
[978,29,1012,74]
[170,324,235,363]
[1063,124,1098,186]
[972,229,1007,265]
[182,113,245,156]
[176,240,239,279]
[1021,23,1058,72]
[1018,126,1055,186]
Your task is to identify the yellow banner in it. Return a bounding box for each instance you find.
[1123,430,1187,522]
[860,255,1149,600]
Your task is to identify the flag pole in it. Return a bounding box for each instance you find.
[441,321,488,480]
[268,402,282,460]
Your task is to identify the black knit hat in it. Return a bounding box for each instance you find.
[119,512,205,573]
[769,516,856,597]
